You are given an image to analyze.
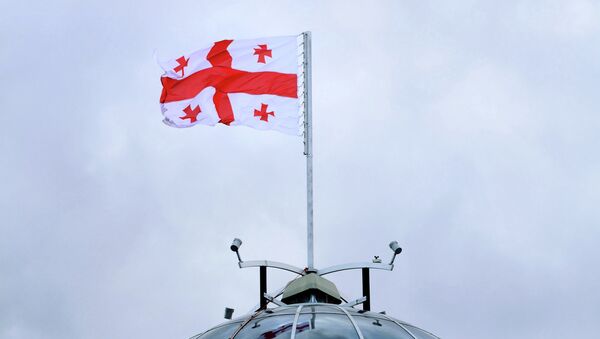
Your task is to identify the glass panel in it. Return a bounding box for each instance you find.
[299,305,345,314]
[403,324,439,339]
[353,316,414,339]
[233,315,296,339]
[197,322,241,339]
[268,306,300,315]
[294,313,359,339]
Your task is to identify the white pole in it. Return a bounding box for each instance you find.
[303,31,314,269]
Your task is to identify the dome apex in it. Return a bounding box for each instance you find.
[281,273,341,305]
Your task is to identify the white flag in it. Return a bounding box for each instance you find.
[159,36,301,135]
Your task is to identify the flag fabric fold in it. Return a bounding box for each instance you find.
[158,36,301,135]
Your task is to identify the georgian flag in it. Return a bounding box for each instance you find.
[158,36,301,135]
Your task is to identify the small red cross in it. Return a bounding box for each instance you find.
[253,44,272,63]
[173,56,189,76]
[254,103,274,122]
[180,104,201,123]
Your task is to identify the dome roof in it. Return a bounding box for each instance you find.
[191,304,439,339]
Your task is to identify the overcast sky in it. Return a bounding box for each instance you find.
[1,1,600,338]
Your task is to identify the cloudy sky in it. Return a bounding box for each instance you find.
[2,0,600,338]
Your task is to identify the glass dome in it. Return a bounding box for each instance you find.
[191,304,439,339]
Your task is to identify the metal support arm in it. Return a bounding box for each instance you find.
[317,262,394,276]
[239,260,306,276]
[264,293,287,307]
[340,296,367,308]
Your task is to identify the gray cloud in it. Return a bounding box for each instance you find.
[1,1,599,338]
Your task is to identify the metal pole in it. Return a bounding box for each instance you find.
[362,268,371,311]
[303,31,314,269]
[259,266,267,310]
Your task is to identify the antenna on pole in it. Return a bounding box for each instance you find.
[302,31,314,270]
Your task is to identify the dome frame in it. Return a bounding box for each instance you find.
[191,303,440,339]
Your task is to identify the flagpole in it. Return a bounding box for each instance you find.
[303,31,314,269]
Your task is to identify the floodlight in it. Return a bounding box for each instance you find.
[231,238,242,252]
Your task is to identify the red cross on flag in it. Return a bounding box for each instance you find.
[158,36,301,135]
